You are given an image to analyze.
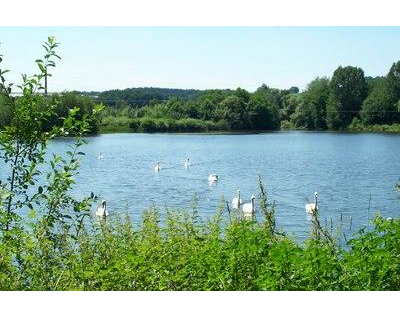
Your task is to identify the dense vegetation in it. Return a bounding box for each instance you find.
[98,86,289,132]
[93,63,400,133]
[1,37,400,291]
[0,91,99,133]
[2,57,400,134]
[2,202,400,291]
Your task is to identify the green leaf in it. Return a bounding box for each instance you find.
[38,63,45,73]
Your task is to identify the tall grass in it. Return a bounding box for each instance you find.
[1,193,400,290]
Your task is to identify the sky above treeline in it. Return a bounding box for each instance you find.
[1,26,399,92]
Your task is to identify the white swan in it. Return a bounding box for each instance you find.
[154,161,160,172]
[232,190,242,209]
[98,152,104,160]
[96,200,108,218]
[305,192,318,214]
[208,173,218,183]
[243,196,256,220]
[184,157,191,169]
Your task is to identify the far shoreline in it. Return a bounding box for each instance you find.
[95,128,400,136]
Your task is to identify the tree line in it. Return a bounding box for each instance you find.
[2,61,400,133]
[96,87,208,107]
[97,61,400,132]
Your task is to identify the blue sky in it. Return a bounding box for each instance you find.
[1,27,399,92]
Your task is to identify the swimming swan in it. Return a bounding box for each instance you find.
[242,196,256,220]
[305,192,318,214]
[96,200,109,218]
[184,157,191,169]
[155,161,160,172]
[208,173,218,183]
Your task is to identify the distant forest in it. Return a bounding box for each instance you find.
[95,87,208,107]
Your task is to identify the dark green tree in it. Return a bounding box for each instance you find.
[215,95,247,129]
[361,78,398,125]
[300,77,330,130]
[247,94,280,130]
[280,93,302,122]
[326,66,367,130]
[387,61,400,101]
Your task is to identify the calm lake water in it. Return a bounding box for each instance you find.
[5,132,400,240]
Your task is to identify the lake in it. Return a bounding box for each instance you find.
[9,132,400,240]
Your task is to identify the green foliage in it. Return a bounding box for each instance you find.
[44,92,100,133]
[23,58,391,134]
[348,121,400,133]
[0,92,13,129]
[298,77,330,130]
[341,215,400,290]
[258,175,276,235]
[82,60,400,133]
[215,95,247,129]
[326,66,368,130]
[248,89,280,130]
[98,86,282,133]
[280,93,302,122]
[128,117,229,133]
[0,202,399,290]
[365,76,384,94]
[348,117,364,130]
[280,120,297,130]
[361,78,399,125]
[0,37,99,263]
[97,87,207,107]
[387,61,400,101]
[99,116,134,133]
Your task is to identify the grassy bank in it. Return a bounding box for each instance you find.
[99,116,230,133]
[99,116,400,134]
